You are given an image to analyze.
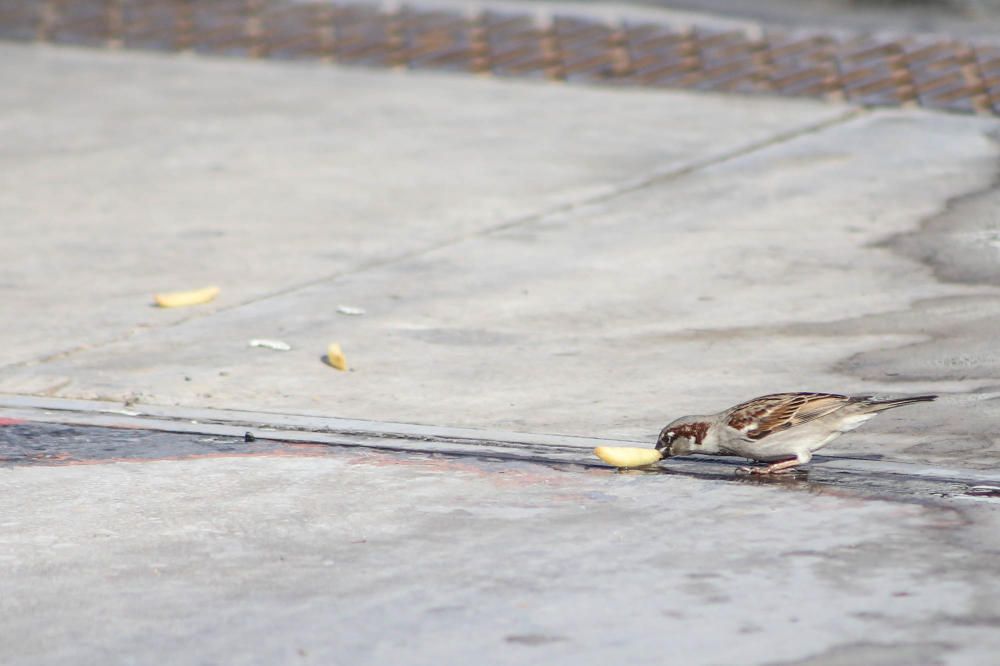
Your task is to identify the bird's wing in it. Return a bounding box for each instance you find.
[725,392,854,441]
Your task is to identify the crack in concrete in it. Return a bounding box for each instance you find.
[0,107,863,374]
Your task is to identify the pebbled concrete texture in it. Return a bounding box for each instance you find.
[2,449,1000,666]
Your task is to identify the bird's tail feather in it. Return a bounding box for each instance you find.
[863,395,937,411]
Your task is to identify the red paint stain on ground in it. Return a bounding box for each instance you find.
[0,417,26,426]
[346,450,571,488]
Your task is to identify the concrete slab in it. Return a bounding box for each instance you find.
[7,96,998,468]
[4,24,1000,666]
[0,43,846,368]
[3,444,1000,666]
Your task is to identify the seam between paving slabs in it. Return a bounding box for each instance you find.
[186,107,863,318]
[0,105,862,374]
[2,396,998,506]
[4,394,999,484]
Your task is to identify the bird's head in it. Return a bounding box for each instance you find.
[655,418,710,458]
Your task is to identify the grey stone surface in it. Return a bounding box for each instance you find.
[5,87,998,467]
[2,450,1000,666]
[0,43,842,369]
[4,32,1000,666]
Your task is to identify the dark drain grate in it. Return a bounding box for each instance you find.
[2,0,999,115]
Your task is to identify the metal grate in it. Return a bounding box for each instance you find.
[2,0,999,115]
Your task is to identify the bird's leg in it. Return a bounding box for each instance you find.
[754,459,802,475]
[737,454,809,476]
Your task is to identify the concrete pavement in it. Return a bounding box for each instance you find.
[5,441,1000,666]
[2,16,1000,666]
[3,43,1000,466]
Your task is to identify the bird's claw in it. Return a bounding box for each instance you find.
[736,463,804,477]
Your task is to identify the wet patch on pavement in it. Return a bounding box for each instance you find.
[626,457,982,505]
[1,420,994,506]
[0,421,329,466]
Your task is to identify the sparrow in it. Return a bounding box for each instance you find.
[655,392,937,474]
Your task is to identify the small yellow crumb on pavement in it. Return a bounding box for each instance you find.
[153,286,220,308]
[326,343,348,371]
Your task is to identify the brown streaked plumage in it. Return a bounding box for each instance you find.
[667,421,710,446]
[727,393,860,440]
[656,392,938,474]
